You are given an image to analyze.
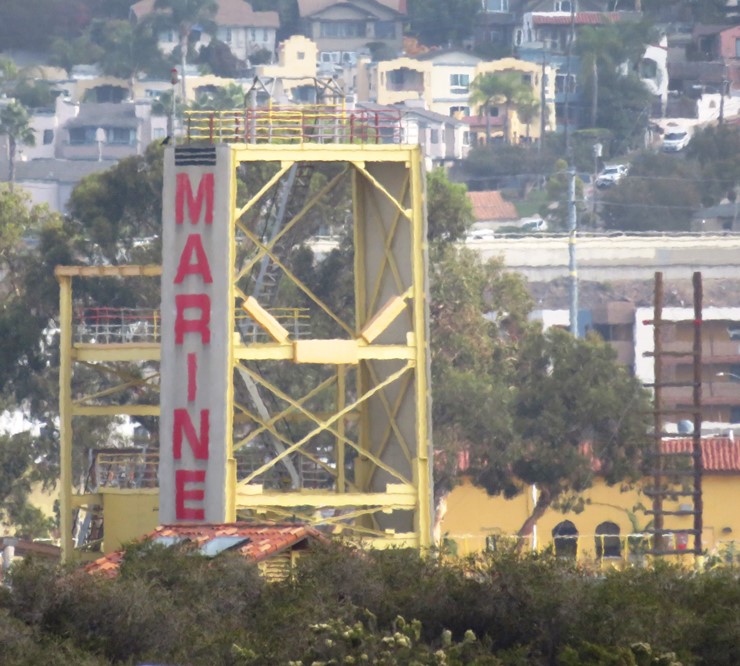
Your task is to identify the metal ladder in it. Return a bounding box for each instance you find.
[643,271,704,557]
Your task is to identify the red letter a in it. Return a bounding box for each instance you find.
[174,234,213,284]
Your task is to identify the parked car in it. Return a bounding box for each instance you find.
[595,164,629,188]
[662,130,690,152]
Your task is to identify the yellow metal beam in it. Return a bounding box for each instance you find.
[242,296,290,343]
[58,275,73,562]
[360,293,409,344]
[54,265,162,278]
[235,343,414,361]
[232,144,419,164]
[237,485,417,508]
[72,405,160,417]
[74,345,161,362]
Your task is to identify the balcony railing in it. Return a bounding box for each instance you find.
[185,105,403,145]
[75,307,312,345]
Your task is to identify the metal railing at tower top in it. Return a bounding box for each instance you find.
[184,104,404,145]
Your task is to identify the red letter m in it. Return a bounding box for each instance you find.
[176,173,214,225]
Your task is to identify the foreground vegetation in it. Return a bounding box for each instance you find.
[2,542,740,665]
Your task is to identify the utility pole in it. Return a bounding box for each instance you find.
[568,165,578,337]
[563,2,576,156]
[539,51,547,154]
[169,68,179,146]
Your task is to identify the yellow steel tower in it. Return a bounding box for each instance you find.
[58,105,433,559]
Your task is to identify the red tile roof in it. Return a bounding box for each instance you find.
[532,12,622,26]
[467,190,518,222]
[662,437,740,473]
[86,522,326,577]
[447,436,740,476]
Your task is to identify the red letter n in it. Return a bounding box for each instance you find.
[173,408,210,460]
[176,469,205,520]
[175,293,211,344]
[176,173,214,225]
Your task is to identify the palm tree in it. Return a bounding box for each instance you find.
[190,83,245,111]
[469,71,536,145]
[0,102,35,190]
[153,0,218,100]
[517,97,541,143]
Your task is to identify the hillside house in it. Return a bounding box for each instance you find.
[298,0,406,67]
[129,0,279,64]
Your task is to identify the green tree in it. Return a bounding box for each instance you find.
[189,82,246,111]
[66,143,164,264]
[0,102,36,189]
[406,0,480,47]
[430,243,651,541]
[426,168,474,243]
[576,21,654,129]
[469,71,536,145]
[152,0,218,100]
[593,68,653,154]
[501,327,651,540]
[600,151,701,232]
[685,125,740,206]
[540,158,589,231]
[49,34,104,75]
[90,19,169,90]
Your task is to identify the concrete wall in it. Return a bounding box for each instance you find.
[465,234,740,280]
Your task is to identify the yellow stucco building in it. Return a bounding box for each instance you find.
[440,436,740,563]
[373,52,554,144]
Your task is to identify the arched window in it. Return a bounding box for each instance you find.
[552,520,578,558]
[595,521,621,559]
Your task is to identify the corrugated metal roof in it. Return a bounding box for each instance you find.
[86,522,326,577]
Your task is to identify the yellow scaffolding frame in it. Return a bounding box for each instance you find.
[57,139,432,560]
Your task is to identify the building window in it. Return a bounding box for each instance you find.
[483,0,509,10]
[554,0,573,10]
[297,51,305,60]
[736,38,740,58]
[43,129,54,145]
[262,29,268,41]
[449,105,469,116]
[430,129,439,144]
[219,27,232,43]
[463,131,470,145]
[450,73,470,93]
[375,21,396,39]
[552,520,578,558]
[489,106,499,116]
[555,73,576,93]
[320,21,366,39]
[108,127,135,145]
[730,406,740,423]
[521,74,532,85]
[595,522,621,559]
[69,127,96,145]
